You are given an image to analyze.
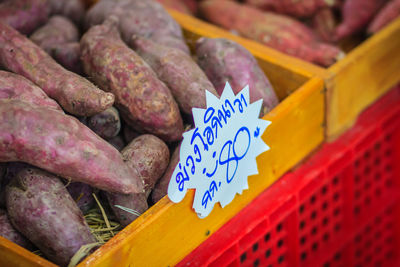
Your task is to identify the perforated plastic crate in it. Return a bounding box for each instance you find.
[178,84,400,267]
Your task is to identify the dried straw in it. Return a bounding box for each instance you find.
[85,193,122,243]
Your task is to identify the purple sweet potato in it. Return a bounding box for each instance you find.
[84,0,117,29]
[0,0,50,35]
[245,0,334,18]
[0,22,114,117]
[368,0,400,34]
[106,191,148,227]
[200,0,345,67]
[0,99,144,194]
[182,0,198,14]
[88,107,121,139]
[0,70,62,112]
[156,0,192,14]
[335,0,387,40]
[122,134,170,196]
[119,0,189,53]
[131,36,218,115]
[195,37,279,115]
[152,144,180,203]
[0,209,33,250]
[51,42,83,74]
[106,134,169,226]
[123,125,140,144]
[6,167,97,266]
[30,16,79,55]
[85,0,189,54]
[48,0,85,25]
[66,182,94,214]
[80,18,184,142]
[147,34,190,55]
[107,135,125,152]
[312,8,337,43]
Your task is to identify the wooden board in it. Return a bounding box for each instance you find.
[326,17,400,140]
[0,237,55,267]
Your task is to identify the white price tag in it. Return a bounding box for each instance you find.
[168,82,271,218]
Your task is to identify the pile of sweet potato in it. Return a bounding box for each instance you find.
[198,0,400,67]
[0,0,279,266]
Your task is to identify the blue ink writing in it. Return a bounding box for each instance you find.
[202,180,218,209]
[219,127,251,184]
[175,163,189,191]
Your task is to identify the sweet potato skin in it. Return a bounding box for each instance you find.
[335,0,386,40]
[66,182,94,214]
[0,209,33,250]
[156,0,192,14]
[199,0,344,67]
[245,0,333,18]
[51,42,83,74]
[195,37,279,114]
[152,144,180,203]
[182,0,198,14]
[0,22,114,117]
[48,0,85,25]
[106,134,169,226]
[80,19,184,142]
[0,100,144,194]
[368,0,400,34]
[6,167,97,266]
[119,0,188,52]
[85,0,189,54]
[0,0,50,35]
[131,36,218,115]
[312,8,336,42]
[84,0,116,30]
[88,107,121,139]
[122,134,170,196]
[30,16,79,55]
[148,33,190,56]
[0,70,62,111]
[106,192,148,227]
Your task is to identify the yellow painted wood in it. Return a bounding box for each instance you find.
[75,77,324,267]
[326,17,400,140]
[0,237,56,267]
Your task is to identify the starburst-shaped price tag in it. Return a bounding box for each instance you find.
[168,82,271,218]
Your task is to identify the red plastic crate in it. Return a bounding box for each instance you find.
[178,85,400,267]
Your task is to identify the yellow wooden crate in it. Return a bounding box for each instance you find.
[202,13,400,141]
[181,11,400,140]
[325,17,400,140]
[0,9,325,267]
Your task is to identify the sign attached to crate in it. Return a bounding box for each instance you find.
[168,82,271,218]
